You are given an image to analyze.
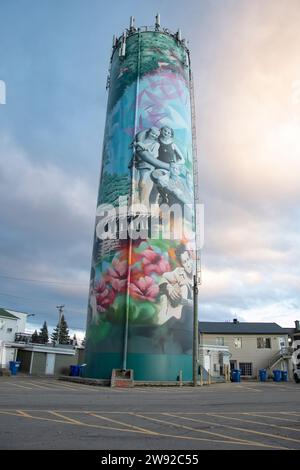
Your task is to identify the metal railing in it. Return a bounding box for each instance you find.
[268,347,294,369]
[14,333,32,343]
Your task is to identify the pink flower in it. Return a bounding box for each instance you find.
[129,276,159,302]
[105,257,128,293]
[95,279,116,312]
[142,247,170,276]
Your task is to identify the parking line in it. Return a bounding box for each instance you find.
[35,381,79,391]
[16,409,33,417]
[7,383,33,390]
[207,412,300,433]
[132,412,282,449]
[0,409,31,417]
[20,381,55,390]
[48,411,86,425]
[89,413,158,435]
[173,413,299,446]
[244,412,300,423]
[236,385,262,392]
[0,408,156,435]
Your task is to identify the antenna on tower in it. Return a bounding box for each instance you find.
[155,13,160,31]
[129,16,136,32]
[119,30,127,57]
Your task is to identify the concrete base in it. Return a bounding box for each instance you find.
[111,369,134,388]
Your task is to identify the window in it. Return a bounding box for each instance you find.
[233,337,242,348]
[240,362,253,376]
[6,328,12,333]
[216,337,224,346]
[257,337,271,349]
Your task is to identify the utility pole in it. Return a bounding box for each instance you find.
[56,305,65,345]
[193,275,198,386]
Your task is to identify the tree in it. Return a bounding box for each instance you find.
[51,314,70,345]
[38,321,49,344]
[31,330,39,343]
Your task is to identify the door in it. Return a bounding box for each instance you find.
[230,360,237,370]
[45,353,55,375]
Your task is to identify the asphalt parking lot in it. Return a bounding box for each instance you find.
[0,376,299,450]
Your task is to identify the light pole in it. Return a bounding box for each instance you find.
[56,305,65,346]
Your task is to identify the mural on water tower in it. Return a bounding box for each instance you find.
[85,27,196,381]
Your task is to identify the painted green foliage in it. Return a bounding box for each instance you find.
[108,32,189,111]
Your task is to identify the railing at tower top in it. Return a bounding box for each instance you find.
[112,25,190,54]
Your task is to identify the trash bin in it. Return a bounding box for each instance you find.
[9,361,21,376]
[259,369,267,382]
[70,365,80,377]
[273,369,281,382]
[281,370,288,382]
[232,369,241,383]
[79,364,87,377]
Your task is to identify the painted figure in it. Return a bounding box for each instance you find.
[157,243,193,325]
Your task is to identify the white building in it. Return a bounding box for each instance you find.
[0,308,29,368]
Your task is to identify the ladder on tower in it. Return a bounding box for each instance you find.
[190,73,202,286]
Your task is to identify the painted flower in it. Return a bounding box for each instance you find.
[129,276,159,302]
[105,256,128,293]
[95,279,116,312]
[142,247,170,276]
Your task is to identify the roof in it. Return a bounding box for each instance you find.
[0,308,19,320]
[198,321,287,335]
[281,327,296,335]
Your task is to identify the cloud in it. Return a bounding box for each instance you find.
[0,133,95,327]
[190,1,300,326]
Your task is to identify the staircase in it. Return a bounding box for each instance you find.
[267,347,293,374]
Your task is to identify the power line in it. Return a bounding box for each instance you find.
[0,274,88,287]
[0,291,86,314]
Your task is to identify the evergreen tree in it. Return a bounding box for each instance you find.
[38,321,49,344]
[31,330,39,343]
[51,314,70,344]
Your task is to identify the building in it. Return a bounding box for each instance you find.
[0,307,82,376]
[0,308,28,368]
[198,343,230,381]
[85,16,198,381]
[199,320,293,379]
[16,344,78,376]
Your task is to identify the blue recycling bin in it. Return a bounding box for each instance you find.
[232,369,241,383]
[9,361,21,376]
[273,369,281,382]
[70,365,80,377]
[79,364,86,377]
[259,369,267,382]
[281,370,288,382]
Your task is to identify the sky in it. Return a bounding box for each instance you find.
[0,0,300,336]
